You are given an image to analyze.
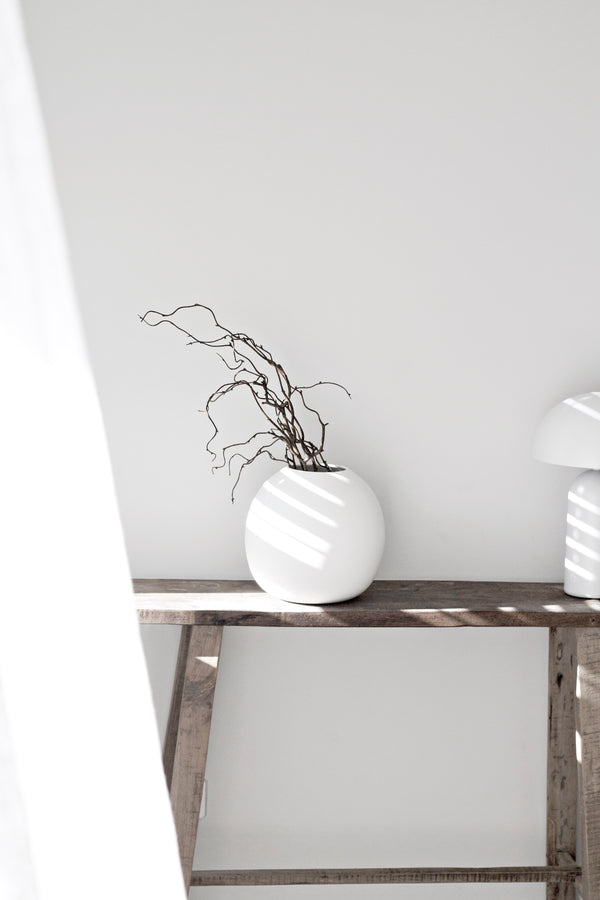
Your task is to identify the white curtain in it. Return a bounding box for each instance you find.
[0,2,186,897]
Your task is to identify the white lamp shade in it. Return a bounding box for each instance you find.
[532,392,600,469]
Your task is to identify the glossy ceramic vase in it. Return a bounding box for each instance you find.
[245,466,385,604]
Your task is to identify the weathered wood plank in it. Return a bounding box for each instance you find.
[190,865,581,886]
[162,625,191,791]
[169,625,222,893]
[547,628,577,900]
[134,579,600,627]
[576,628,600,900]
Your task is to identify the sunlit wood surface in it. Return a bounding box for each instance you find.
[135,579,600,627]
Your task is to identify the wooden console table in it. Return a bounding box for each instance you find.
[135,579,600,898]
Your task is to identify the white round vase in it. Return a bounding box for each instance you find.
[245,466,385,604]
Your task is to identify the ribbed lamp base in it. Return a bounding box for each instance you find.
[564,469,600,599]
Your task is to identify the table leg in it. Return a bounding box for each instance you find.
[163,625,192,790]
[163,624,223,894]
[547,628,577,900]
[576,628,600,900]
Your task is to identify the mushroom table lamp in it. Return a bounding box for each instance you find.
[533,392,600,599]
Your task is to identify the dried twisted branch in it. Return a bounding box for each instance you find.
[140,304,350,500]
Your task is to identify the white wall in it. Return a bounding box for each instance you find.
[21,1,600,896]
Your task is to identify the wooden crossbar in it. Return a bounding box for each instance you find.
[190,865,581,886]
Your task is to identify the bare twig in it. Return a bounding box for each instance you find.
[213,431,276,472]
[141,304,351,499]
[295,381,352,399]
[227,440,287,502]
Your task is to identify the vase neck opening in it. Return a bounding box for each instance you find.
[287,464,345,474]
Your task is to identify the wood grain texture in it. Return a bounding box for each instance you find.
[135,579,600,627]
[576,628,600,900]
[553,853,579,900]
[169,625,222,893]
[547,628,577,900]
[190,866,581,886]
[163,625,191,791]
